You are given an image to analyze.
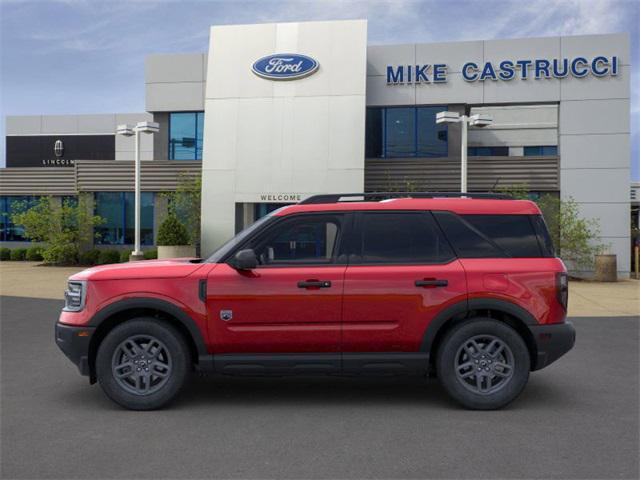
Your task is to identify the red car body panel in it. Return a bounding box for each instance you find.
[461,258,567,325]
[341,261,467,352]
[205,263,345,353]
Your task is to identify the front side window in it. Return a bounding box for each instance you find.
[248,215,343,266]
[358,212,453,264]
[169,112,204,160]
[95,192,154,245]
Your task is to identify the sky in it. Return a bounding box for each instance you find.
[1,0,638,179]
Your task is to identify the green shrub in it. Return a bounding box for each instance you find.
[42,244,79,265]
[10,248,27,261]
[25,246,44,261]
[157,214,190,246]
[144,249,158,260]
[97,249,120,265]
[0,248,11,261]
[120,250,131,263]
[79,249,101,266]
[10,195,104,265]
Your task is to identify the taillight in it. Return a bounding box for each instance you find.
[556,272,568,310]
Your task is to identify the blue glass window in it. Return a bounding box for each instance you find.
[365,106,448,158]
[468,146,509,156]
[524,146,558,156]
[0,196,39,242]
[254,203,289,220]
[169,112,204,160]
[95,192,154,245]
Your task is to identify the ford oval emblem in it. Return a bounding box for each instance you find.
[252,53,319,80]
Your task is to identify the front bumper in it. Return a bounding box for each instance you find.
[529,321,576,371]
[55,323,95,376]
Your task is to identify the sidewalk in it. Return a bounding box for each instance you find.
[0,261,638,317]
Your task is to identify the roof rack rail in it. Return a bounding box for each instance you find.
[299,192,513,204]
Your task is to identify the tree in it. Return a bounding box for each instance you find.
[493,184,605,270]
[163,173,201,248]
[11,196,104,265]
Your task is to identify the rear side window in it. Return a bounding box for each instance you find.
[434,212,546,258]
[357,212,454,264]
[463,215,542,257]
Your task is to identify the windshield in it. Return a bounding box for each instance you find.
[205,213,274,263]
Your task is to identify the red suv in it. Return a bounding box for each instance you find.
[56,193,575,410]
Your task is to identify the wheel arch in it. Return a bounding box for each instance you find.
[87,298,207,383]
[422,298,538,371]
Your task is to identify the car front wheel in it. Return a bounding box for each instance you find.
[437,318,530,410]
[96,318,190,410]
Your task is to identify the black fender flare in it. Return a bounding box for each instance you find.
[420,297,537,353]
[88,297,208,356]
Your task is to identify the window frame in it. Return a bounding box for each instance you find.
[168,111,204,160]
[222,212,353,268]
[348,210,457,266]
[365,106,448,159]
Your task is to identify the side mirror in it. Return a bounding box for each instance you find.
[230,249,258,270]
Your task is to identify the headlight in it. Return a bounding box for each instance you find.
[64,281,86,312]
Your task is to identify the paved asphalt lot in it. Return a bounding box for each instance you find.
[1,296,638,479]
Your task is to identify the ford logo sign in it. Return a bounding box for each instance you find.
[252,53,319,80]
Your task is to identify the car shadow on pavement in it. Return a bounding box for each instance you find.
[56,372,575,412]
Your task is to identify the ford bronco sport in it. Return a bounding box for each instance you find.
[56,192,575,410]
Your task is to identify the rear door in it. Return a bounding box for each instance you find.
[341,211,467,356]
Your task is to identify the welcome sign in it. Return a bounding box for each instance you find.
[386,55,620,84]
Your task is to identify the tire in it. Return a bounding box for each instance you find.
[96,318,190,410]
[436,318,530,410]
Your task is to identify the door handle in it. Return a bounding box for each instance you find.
[415,279,448,288]
[297,280,332,289]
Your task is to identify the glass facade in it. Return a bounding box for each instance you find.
[524,146,558,156]
[169,112,204,160]
[0,196,38,242]
[365,106,448,158]
[468,146,509,156]
[95,192,154,245]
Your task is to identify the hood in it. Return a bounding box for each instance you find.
[70,258,207,281]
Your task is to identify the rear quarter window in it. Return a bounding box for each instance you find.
[434,212,548,258]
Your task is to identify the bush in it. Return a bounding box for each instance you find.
[157,214,190,246]
[97,249,120,265]
[79,249,101,266]
[0,248,11,261]
[144,249,158,260]
[10,196,104,265]
[10,248,27,261]
[25,246,44,261]
[120,250,131,263]
[42,244,79,265]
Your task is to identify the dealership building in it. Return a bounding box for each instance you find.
[0,20,632,276]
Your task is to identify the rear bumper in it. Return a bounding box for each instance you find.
[55,323,95,376]
[529,321,576,371]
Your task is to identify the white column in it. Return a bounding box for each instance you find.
[460,116,468,193]
[133,129,141,256]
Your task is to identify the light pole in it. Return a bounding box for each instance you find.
[436,111,492,193]
[116,121,159,261]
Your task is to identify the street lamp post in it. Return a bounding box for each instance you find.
[116,121,159,261]
[436,111,493,193]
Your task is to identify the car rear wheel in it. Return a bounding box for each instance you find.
[436,318,530,410]
[96,318,190,410]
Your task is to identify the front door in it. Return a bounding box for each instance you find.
[206,213,348,355]
[341,211,467,355]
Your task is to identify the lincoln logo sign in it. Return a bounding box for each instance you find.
[54,139,64,158]
[386,55,620,84]
[252,54,319,80]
